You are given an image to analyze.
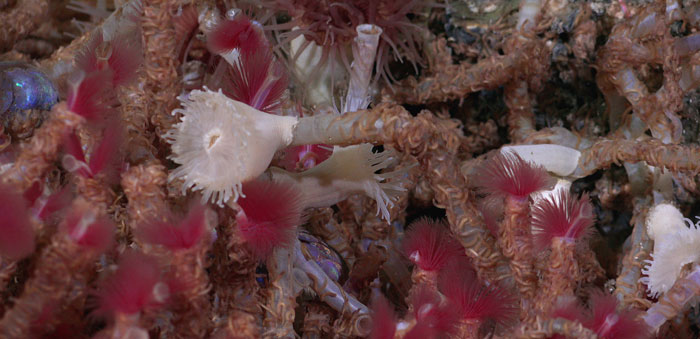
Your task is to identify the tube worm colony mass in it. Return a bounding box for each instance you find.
[1,0,700,338]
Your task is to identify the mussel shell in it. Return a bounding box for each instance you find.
[299,231,346,283]
[0,62,58,114]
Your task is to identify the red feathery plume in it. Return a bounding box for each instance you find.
[549,296,587,339]
[439,264,517,327]
[236,180,303,259]
[61,207,114,253]
[475,151,554,200]
[550,291,651,339]
[222,48,288,113]
[75,31,141,87]
[531,190,595,250]
[0,183,35,260]
[369,295,397,339]
[104,35,142,87]
[66,69,116,121]
[35,186,71,221]
[280,144,333,171]
[22,181,42,206]
[69,30,141,121]
[137,203,208,251]
[402,218,464,272]
[409,284,458,336]
[207,15,266,55]
[585,291,650,339]
[62,122,124,182]
[88,122,124,182]
[95,252,167,316]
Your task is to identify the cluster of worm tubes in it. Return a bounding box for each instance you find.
[2,0,700,338]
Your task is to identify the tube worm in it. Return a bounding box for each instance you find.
[91,251,169,339]
[118,71,158,165]
[516,316,597,339]
[123,163,215,337]
[39,0,142,88]
[532,190,595,312]
[573,138,700,178]
[301,302,334,339]
[391,53,517,104]
[643,265,700,332]
[121,162,170,238]
[476,151,554,303]
[209,211,262,337]
[137,205,215,338]
[504,81,535,143]
[306,208,357,269]
[141,0,181,139]
[343,24,382,114]
[0,199,114,338]
[262,246,307,338]
[504,0,546,143]
[293,240,371,337]
[613,197,653,308]
[402,218,463,290]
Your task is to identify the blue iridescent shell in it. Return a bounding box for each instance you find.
[0,62,58,114]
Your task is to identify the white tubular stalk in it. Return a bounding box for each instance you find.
[343,24,382,114]
[292,240,371,336]
[166,89,298,206]
[501,144,581,178]
[517,0,542,31]
[643,265,700,332]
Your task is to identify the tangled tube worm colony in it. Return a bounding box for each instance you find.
[7,0,700,337]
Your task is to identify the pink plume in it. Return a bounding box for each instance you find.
[36,186,71,221]
[107,35,142,87]
[137,203,208,251]
[531,190,595,250]
[475,151,554,200]
[410,284,458,335]
[75,31,141,87]
[88,122,124,181]
[236,180,302,259]
[96,252,166,316]
[402,218,464,272]
[369,295,397,339]
[22,181,43,206]
[219,48,288,113]
[207,15,266,55]
[61,207,114,252]
[585,291,650,339]
[0,183,35,260]
[439,263,517,327]
[280,144,333,171]
[66,69,116,121]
